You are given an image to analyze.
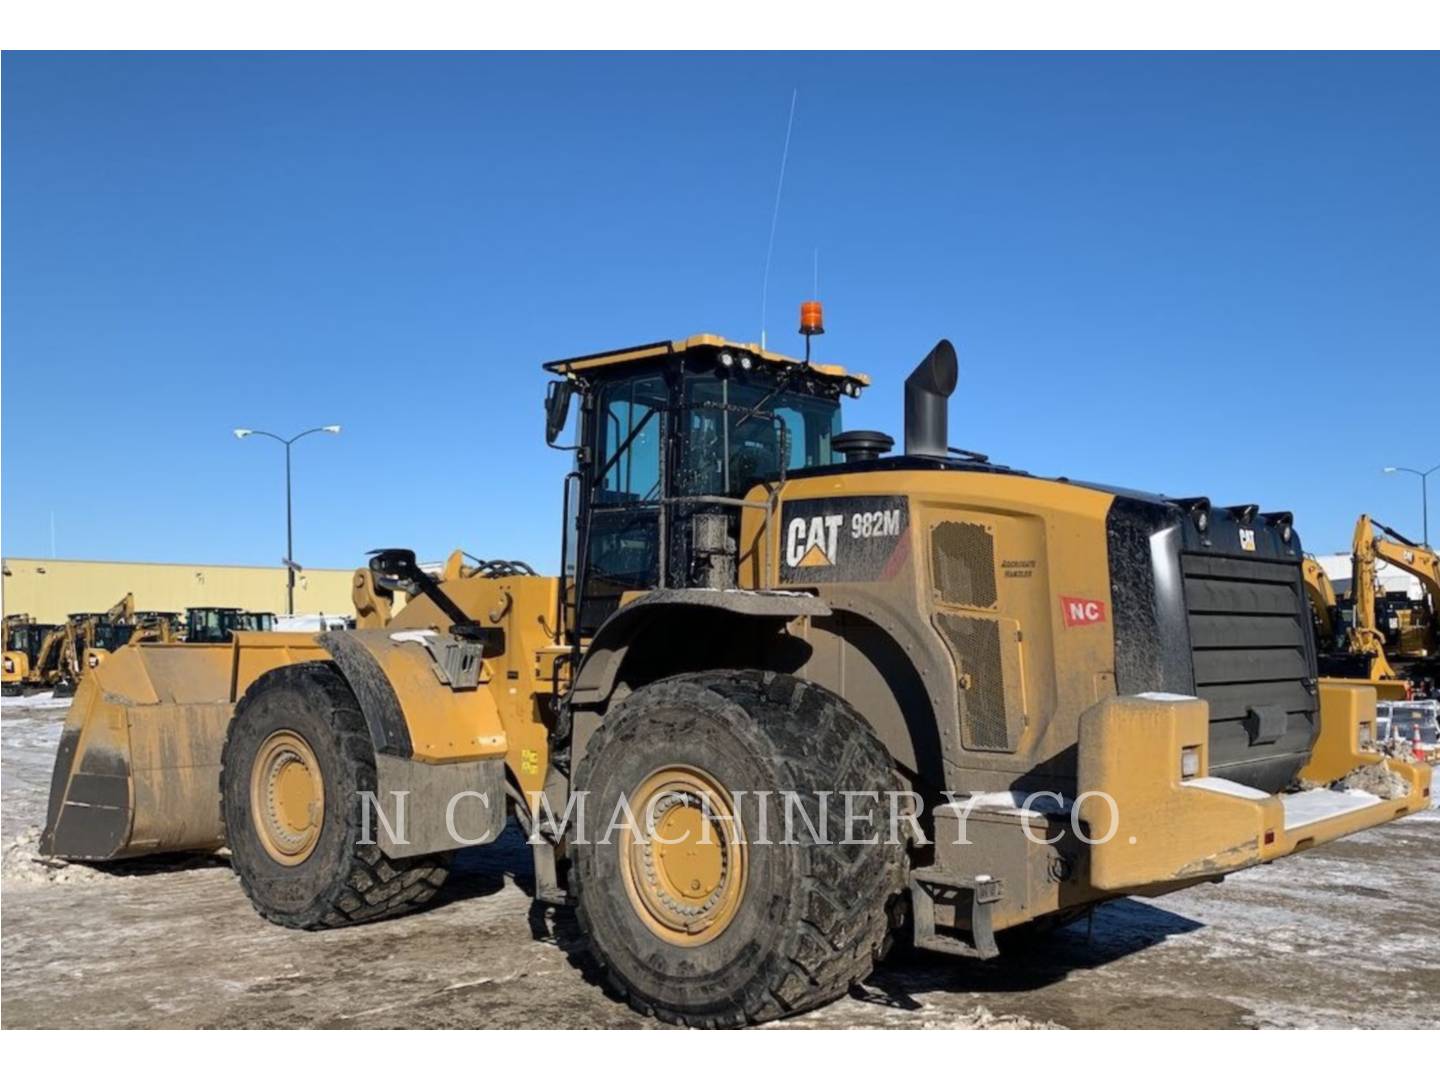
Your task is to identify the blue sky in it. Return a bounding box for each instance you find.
[3,52,1437,571]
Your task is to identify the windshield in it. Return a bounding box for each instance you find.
[683,377,841,496]
[93,624,132,650]
[188,609,232,641]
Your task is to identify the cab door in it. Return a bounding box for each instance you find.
[577,374,667,633]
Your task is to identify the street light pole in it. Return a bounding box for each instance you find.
[234,425,342,615]
[286,440,294,613]
[1383,463,1438,547]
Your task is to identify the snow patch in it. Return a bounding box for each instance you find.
[1,691,72,711]
[2,827,108,885]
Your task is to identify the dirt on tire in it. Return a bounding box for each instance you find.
[221,661,450,930]
[571,669,908,1027]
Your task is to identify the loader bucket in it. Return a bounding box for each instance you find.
[39,633,331,861]
[39,643,235,860]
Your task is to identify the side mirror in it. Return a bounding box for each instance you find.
[545,380,574,446]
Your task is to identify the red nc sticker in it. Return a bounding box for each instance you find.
[1061,596,1107,627]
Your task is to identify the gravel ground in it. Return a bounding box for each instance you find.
[3,699,1436,1030]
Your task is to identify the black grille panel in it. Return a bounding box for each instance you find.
[934,612,1016,752]
[1181,549,1318,791]
[931,521,997,609]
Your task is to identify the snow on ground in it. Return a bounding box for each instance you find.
[1,690,73,710]
[2,700,1436,1029]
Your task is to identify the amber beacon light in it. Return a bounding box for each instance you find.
[799,300,825,336]
[799,299,825,361]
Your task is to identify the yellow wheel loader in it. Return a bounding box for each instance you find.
[41,327,1432,1027]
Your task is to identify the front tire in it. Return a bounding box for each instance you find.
[571,670,907,1027]
[220,661,449,929]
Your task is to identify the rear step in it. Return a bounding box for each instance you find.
[909,870,1004,959]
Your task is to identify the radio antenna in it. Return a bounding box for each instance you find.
[759,89,798,352]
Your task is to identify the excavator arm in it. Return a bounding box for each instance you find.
[1372,520,1440,616]
[1346,515,1398,681]
[102,592,136,623]
[1302,555,1337,643]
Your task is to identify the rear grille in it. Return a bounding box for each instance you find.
[1181,551,1318,790]
[934,612,1017,751]
[931,521,998,609]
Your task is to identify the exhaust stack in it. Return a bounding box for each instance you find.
[903,339,958,458]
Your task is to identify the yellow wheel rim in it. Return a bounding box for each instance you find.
[250,730,325,865]
[620,766,747,948]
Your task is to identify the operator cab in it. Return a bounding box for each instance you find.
[185,607,272,644]
[5,620,56,666]
[543,334,868,634]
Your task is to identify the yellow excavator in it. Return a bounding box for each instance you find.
[1362,516,1439,679]
[11,594,141,696]
[1313,515,1440,695]
[2,615,60,696]
[15,620,84,696]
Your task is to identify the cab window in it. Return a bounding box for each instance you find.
[683,377,841,496]
[596,376,665,504]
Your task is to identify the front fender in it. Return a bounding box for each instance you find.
[568,587,830,709]
[319,629,509,857]
[319,629,507,764]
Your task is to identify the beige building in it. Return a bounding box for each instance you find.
[1,557,357,624]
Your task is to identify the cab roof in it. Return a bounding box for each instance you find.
[542,333,870,387]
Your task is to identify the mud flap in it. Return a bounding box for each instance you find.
[370,754,507,857]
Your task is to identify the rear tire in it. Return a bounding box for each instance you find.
[221,661,449,929]
[572,670,907,1027]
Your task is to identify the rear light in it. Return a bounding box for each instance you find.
[1181,746,1200,779]
[1264,829,1276,845]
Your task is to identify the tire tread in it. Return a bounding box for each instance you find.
[572,668,907,1027]
[220,661,449,931]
